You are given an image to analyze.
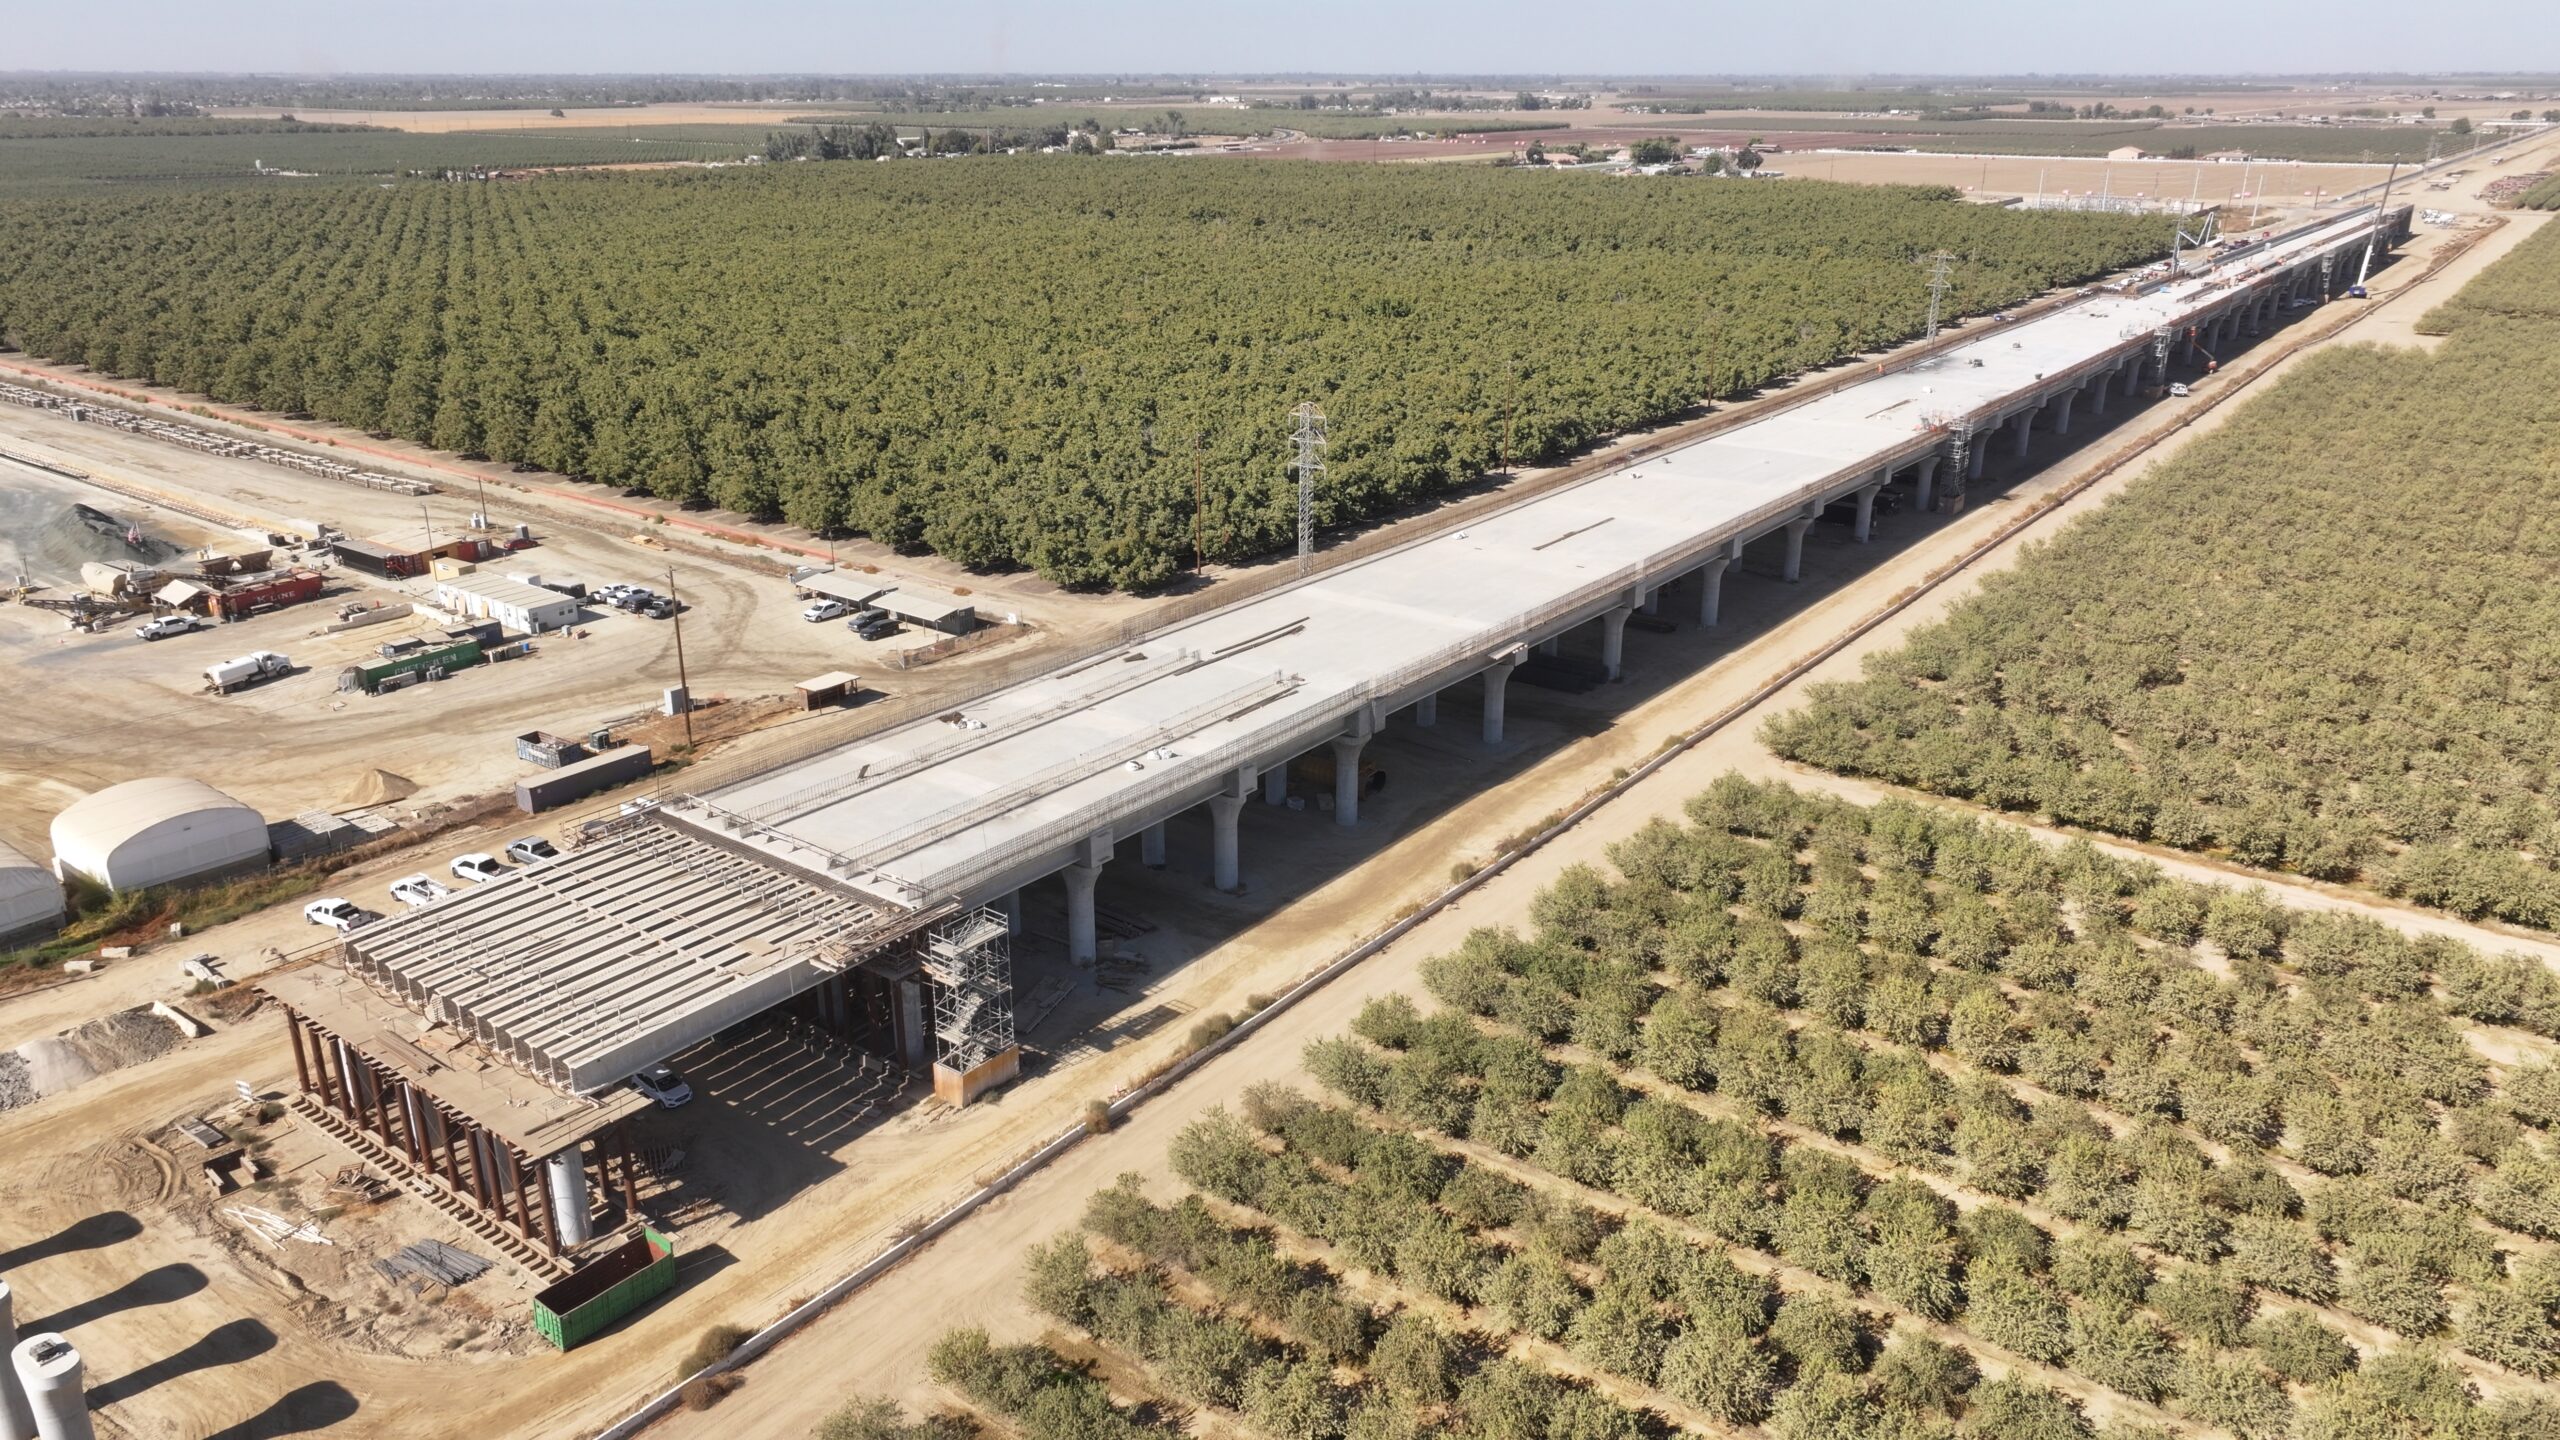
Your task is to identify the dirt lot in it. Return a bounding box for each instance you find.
[0,187,2529,1440]
[641,208,2560,1440]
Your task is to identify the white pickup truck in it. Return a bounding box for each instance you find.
[303,898,379,933]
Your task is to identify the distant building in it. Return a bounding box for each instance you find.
[2107,145,2150,162]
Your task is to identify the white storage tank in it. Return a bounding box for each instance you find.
[49,778,269,893]
[0,838,63,944]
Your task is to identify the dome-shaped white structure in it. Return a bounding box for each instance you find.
[50,778,268,892]
[0,836,62,942]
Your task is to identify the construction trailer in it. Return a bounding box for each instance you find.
[432,573,581,634]
[331,535,488,580]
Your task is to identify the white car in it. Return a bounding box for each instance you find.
[388,873,453,909]
[2167,382,2192,398]
[629,1065,694,1109]
[303,898,378,932]
[449,853,507,884]
[135,616,197,642]
[802,598,849,623]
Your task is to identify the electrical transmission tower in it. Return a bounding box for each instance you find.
[1291,401,1326,575]
[1923,252,1957,341]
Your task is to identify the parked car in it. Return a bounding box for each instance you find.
[504,837,560,865]
[629,1065,694,1109]
[848,609,899,640]
[449,853,507,884]
[135,616,197,642]
[389,874,453,909]
[2167,382,2192,398]
[303,898,379,932]
[803,599,849,623]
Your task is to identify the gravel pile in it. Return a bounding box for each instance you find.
[0,1006,189,1112]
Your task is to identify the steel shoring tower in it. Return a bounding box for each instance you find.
[923,907,1014,1076]
[1292,401,1325,576]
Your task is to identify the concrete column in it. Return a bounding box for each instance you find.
[0,1279,37,1440]
[1140,821,1166,869]
[997,888,1022,936]
[1330,734,1368,827]
[1638,587,1661,617]
[1483,661,1516,745]
[1413,691,1437,728]
[2121,359,2141,397]
[8,1336,87,1440]
[1915,455,1940,513]
[1781,517,1813,582]
[896,979,927,1067]
[1207,794,1245,891]
[1851,481,1883,543]
[546,1147,593,1248]
[1262,763,1286,805]
[2089,373,2109,417]
[1695,556,1731,627]
[2011,407,2038,457]
[1966,436,1988,480]
[1062,861,1105,966]
[2052,391,2076,436]
[1598,605,1632,680]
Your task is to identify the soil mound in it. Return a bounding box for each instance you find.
[343,769,418,806]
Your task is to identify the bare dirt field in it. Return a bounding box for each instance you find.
[1774,150,2392,205]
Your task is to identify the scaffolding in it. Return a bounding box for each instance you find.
[922,907,1016,1082]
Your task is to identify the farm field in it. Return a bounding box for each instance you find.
[1764,217,2560,930]
[0,123,754,195]
[0,164,2169,589]
[849,777,2560,1440]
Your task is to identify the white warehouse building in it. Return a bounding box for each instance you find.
[0,836,64,942]
[432,573,581,634]
[51,777,270,892]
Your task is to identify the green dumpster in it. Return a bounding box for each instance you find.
[532,1226,678,1351]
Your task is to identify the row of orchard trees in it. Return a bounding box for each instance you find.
[1767,221,2560,930]
[0,161,2168,589]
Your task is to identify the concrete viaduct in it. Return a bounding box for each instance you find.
[684,204,2410,965]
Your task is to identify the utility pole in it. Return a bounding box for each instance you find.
[420,500,433,554]
[1923,252,1956,341]
[473,474,489,530]
[1291,402,1325,576]
[2357,159,2401,287]
[664,567,695,748]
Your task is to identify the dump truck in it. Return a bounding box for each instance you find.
[204,651,291,694]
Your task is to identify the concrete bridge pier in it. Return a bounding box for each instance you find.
[1598,596,1636,680]
[1413,692,1437,728]
[1780,513,1815,582]
[1207,766,1253,892]
[1913,454,1940,513]
[1062,833,1111,965]
[1482,650,1523,745]
[1850,478,1884,543]
[1141,821,1167,869]
[2051,390,2077,437]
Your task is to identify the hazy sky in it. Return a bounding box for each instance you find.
[8,1,2556,78]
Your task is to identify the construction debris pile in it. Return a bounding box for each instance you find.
[0,379,436,496]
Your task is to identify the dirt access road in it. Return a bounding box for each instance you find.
[639,212,2536,1437]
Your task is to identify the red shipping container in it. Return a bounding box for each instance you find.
[211,569,324,620]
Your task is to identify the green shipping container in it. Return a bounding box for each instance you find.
[351,638,484,692]
[532,1226,678,1351]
